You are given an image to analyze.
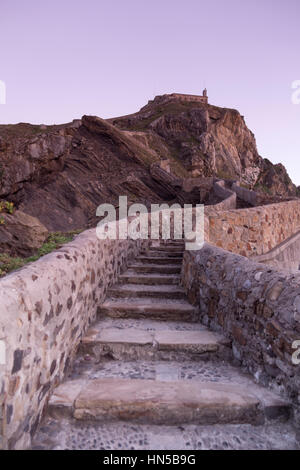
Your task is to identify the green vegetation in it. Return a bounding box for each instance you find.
[0,230,83,278]
[0,123,61,139]
[0,200,15,226]
[0,200,14,215]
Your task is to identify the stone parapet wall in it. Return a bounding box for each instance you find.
[181,243,300,413]
[211,180,236,211]
[0,228,149,449]
[206,199,300,257]
[182,177,214,193]
[231,181,259,206]
[253,230,300,272]
[170,93,208,103]
[1,177,299,449]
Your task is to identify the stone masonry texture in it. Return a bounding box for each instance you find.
[205,199,300,257]
[1,184,300,449]
[0,227,149,449]
[181,243,300,422]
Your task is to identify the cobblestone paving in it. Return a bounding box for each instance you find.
[31,243,300,451]
[69,357,253,383]
[32,418,299,450]
[32,356,300,450]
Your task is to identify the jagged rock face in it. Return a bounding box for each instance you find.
[112,95,296,195]
[150,107,262,184]
[0,122,79,199]
[255,159,296,197]
[0,117,195,232]
[0,96,297,233]
[0,210,48,256]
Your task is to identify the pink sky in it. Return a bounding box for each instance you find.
[1,0,300,183]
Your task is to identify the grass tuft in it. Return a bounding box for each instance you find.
[0,229,83,278]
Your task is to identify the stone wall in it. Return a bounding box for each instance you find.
[253,230,300,272]
[211,180,236,211]
[231,182,259,206]
[206,199,300,257]
[181,243,300,413]
[1,179,300,449]
[182,177,214,204]
[182,177,213,193]
[170,93,208,104]
[0,228,149,449]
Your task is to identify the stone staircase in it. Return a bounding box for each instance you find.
[32,241,299,450]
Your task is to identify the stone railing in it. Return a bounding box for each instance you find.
[253,230,300,272]
[211,179,236,211]
[206,199,300,257]
[231,181,260,206]
[182,177,214,193]
[169,93,208,104]
[0,227,150,449]
[1,179,300,449]
[181,243,300,414]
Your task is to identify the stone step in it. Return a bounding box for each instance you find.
[136,256,182,265]
[66,359,291,423]
[108,284,186,299]
[32,418,299,450]
[156,240,185,245]
[99,299,199,322]
[118,273,181,285]
[81,327,231,361]
[48,377,288,425]
[142,250,184,258]
[95,317,208,331]
[150,244,185,252]
[127,264,181,274]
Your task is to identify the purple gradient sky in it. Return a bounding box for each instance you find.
[1,0,300,183]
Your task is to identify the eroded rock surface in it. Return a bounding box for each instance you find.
[0,209,48,256]
[0,95,297,233]
[111,95,297,195]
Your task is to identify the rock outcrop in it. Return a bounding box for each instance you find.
[111,95,297,195]
[0,115,198,232]
[0,95,297,233]
[0,210,48,256]
[255,159,296,196]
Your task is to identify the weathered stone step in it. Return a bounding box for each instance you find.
[155,240,185,245]
[118,273,181,285]
[136,256,182,265]
[90,317,208,331]
[81,327,230,361]
[48,378,278,425]
[99,299,198,322]
[143,250,184,258]
[108,284,186,299]
[32,417,299,450]
[127,264,181,274]
[150,245,185,252]
[65,358,291,422]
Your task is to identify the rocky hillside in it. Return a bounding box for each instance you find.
[111,94,297,194]
[0,94,297,233]
[0,116,198,232]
